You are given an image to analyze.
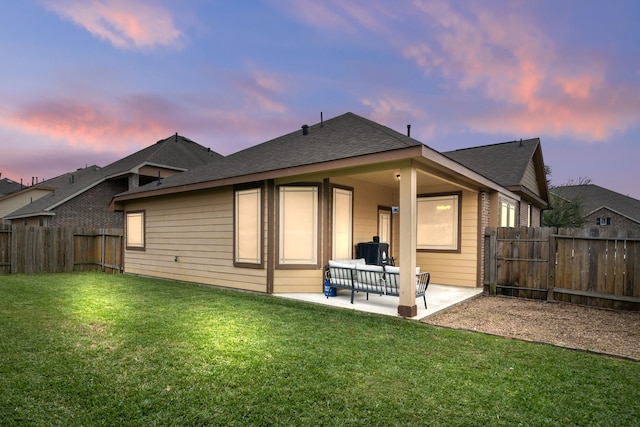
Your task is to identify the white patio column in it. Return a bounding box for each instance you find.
[398,161,417,317]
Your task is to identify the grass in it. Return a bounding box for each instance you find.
[0,272,638,426]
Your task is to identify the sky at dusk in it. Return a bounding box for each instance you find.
[1,0,639,199]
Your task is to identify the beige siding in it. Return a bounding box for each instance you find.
[0,189,52,220]
[124,188,267,293]
[416,190,479,287]
[522,160,541,197]
[122,168,486,292]
[353,180,394,252]
[273,269,324,293]
[333,177,395,258]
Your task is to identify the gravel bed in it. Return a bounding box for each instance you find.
[423,296,640,360]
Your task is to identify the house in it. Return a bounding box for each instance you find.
[0,167,95,224]
[550,184,640,230]
[110,112,550,317]
[4,134,223,228]
[0,177,23,197]
[443,138,549,227]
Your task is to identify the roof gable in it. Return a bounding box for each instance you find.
[0,178,23,196]
[443,138,537,186]
[443,138,549,204]
[5,135,222,220]
[226,112,421,172]
[551,184,640,224]
[117,112,424,194]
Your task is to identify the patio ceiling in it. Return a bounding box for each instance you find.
[347,167,475,193]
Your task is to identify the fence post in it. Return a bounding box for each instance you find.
[547,227,556,302]
[101,229,106,272]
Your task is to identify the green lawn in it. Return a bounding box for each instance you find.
[0,273,638,426]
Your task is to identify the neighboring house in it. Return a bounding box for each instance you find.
[110,112,550,317]
[443,138,549,227]
[0,168,89,224]
[551,184,640,230]
[4,134,223,228]
[0,177,23,197]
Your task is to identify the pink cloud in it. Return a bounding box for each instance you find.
[361,96,435,140]
[557,74,602,100]
[275,0,393,34]
[400,1,638,141]
[1,96,173,153]
[230,65,288,114]
[45,0,183,49]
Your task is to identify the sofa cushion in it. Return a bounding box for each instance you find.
[329,260,355,269]
[384,266,420,275]
[355,264,385,289]
[330,258,365,266]
[328,260,355,287]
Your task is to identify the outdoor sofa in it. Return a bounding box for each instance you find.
[327,259,430,307]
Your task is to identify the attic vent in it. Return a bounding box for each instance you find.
[302,124,309,136]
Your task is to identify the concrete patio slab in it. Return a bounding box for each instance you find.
[276,284,483,320]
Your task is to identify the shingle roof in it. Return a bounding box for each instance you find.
[5,135,222,219]
[443,138,540,188]
[117,112,424,195]
[0,178,23,196]
[551,184,640,223]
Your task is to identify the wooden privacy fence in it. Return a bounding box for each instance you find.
[485,227,640,311]
[0,225,123,274]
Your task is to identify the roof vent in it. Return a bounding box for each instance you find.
[407,124,411,137]
[302,124,309,136]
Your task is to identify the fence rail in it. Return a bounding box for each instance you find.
[0,225,123,274]
[485,227,640,311]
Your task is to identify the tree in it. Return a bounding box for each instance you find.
[542,193,586,227]
[542,174,591,228]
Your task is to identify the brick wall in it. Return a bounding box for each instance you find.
[478,191,491,287]
[518,202,528,227]
[48,180,128,228]
[585,207,640,231]
[530,205,542,227]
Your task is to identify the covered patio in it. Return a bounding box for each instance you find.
[277,283,483,320]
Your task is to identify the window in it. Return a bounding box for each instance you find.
[332,187,353,260]
[596,217,611,226]
[417,193,460,251]
[126,211,145,249]
[278,185,319,266]
[500,200,516,227]
[234,187,263,266]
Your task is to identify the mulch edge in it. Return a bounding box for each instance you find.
[425,322,640,362]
